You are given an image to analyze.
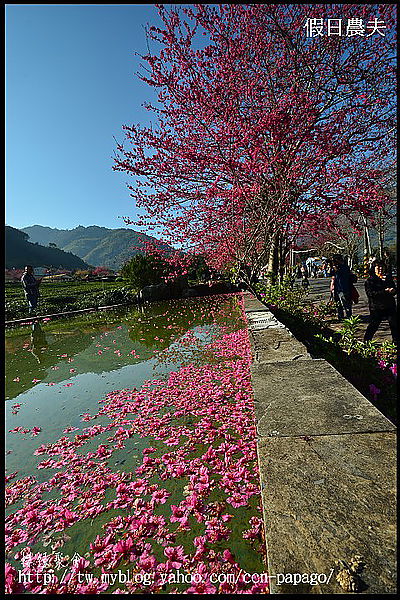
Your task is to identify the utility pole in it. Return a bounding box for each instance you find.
[377,207,384,260]
[362,216,372,278]
[289,248,293,270]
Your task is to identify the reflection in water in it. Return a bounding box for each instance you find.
[127,301,212,350]
[5,297,241,455]
[29,322,48,364]
[5,295,267,594]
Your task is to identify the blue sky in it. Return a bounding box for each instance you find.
[6,4,164,231]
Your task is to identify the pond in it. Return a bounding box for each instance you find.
[5,294,269,594]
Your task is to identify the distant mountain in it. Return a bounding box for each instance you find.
[5,226,90,270]
[21,225,172,270]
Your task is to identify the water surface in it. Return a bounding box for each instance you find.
[6,295,268,594]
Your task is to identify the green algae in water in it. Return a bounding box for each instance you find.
[6,295,268,593]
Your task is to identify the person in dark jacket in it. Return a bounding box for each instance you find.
[364,260,397,343]
[300,264,309,289]
[21,265,41,314]
[330,255,354,320]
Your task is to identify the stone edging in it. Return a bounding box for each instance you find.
[242,292,397,595]
[5,303,130,327]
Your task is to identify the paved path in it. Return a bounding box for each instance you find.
[244,294,397,595]
[303,277,396,344]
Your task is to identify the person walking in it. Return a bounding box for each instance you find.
[364,260,397,344]
[382,249,393,277]
[330,255,354,321]
[300,264,309,289]
[306,257,314,278]
[288,267,297,288]
[21,265,41,314]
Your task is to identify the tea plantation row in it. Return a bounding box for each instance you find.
[5,280,135,321]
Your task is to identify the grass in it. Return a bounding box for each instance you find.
[5,279,127,298]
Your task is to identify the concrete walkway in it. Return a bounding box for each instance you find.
[305,277,396,344]
[244,293,397,594]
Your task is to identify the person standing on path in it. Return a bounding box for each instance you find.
[364,260,397,344]
[382,248,393,277]
[300,264,309,289]
[330,255,355,321]
[21,265,41,314]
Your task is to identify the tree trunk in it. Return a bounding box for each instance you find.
[363,222,372,257]
[278,234,285,282]
[348,254,353,270]
[265,233,279,285]
[378,209,384,260]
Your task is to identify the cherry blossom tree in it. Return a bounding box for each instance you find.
[114,4,396,287]
[297,212,362,269]
[92,266,113,277]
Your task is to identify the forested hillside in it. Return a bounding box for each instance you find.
[22,225,172,269]
[5,226,90,269]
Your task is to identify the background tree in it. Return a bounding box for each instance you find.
[120,253,170,291]
[186,254,211,283]
[369,177,397,260]
[299,212,364,269]
[114,4,396,289]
